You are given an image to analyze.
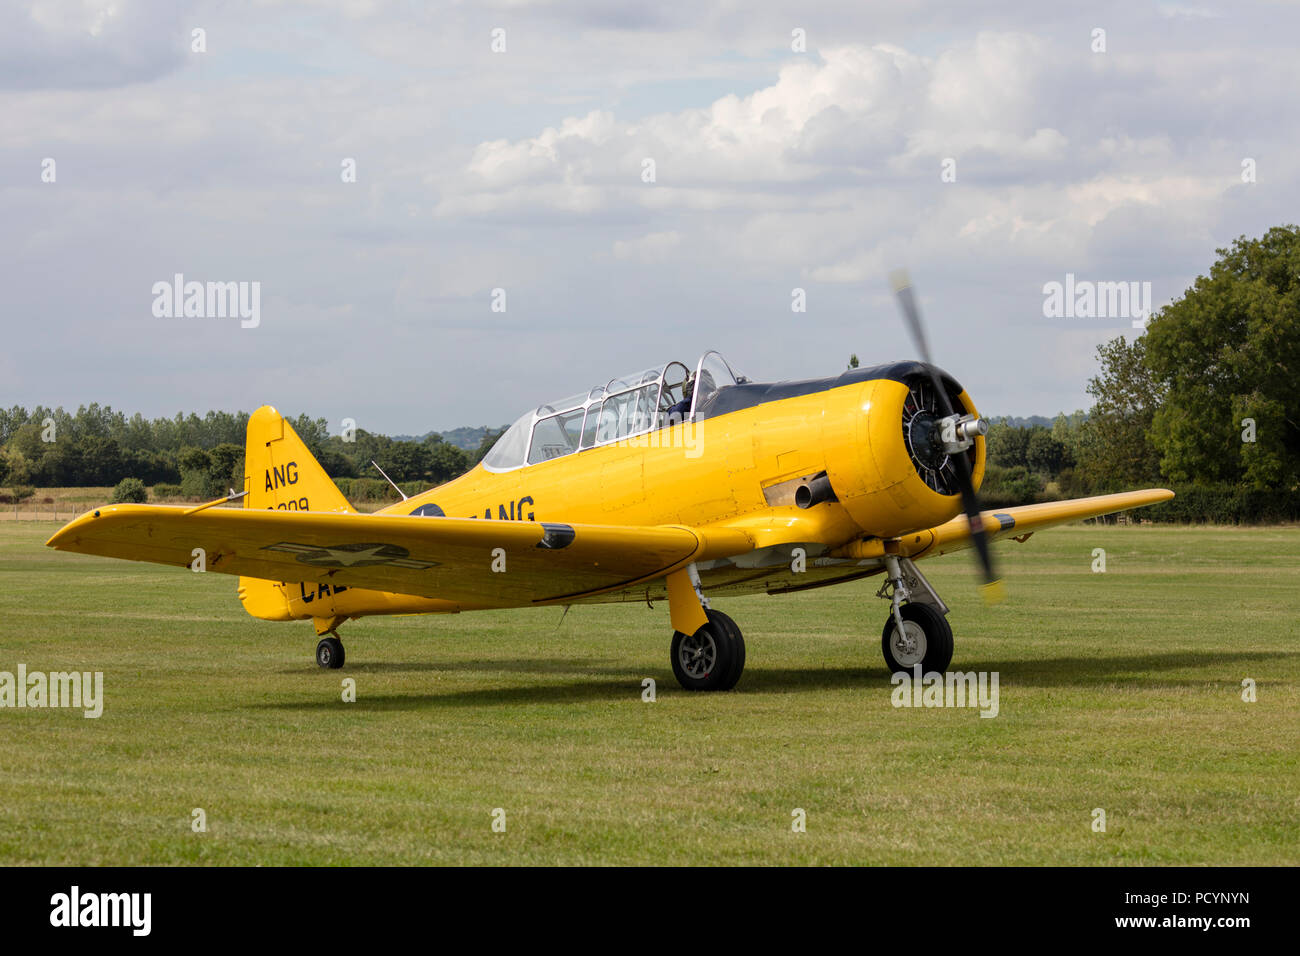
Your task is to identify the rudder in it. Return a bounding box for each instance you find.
[237,406,352,621]
[243,405,353,514]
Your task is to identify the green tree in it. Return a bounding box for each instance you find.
[110,477,148,504]
[178,446,220,498]
[1077,335,1164,490]
[42,440,86,486]
[427,441,470,483]
[2,446,36,486]
[1026,428,1072,475]
[978,464,1044,506]
[208,443,244,494]
[0,406,30,445]
[1144,225,1300,488]
[80,436,125,485]
[986,422,1030,469]
[474,429,505,465]
[288,414,329,458]
[384,441,432,483]
[7,423,49,483]
[1051,410,1087,468]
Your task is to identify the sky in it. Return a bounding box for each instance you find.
[2,0,1297,435]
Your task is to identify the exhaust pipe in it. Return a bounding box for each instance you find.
[795,472,838,510]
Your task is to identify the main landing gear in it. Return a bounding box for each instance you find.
[316,635,345,669]
[314,615,350,669]
[671,608,746,691]
[667,564,745,691]
[877,554,954,674]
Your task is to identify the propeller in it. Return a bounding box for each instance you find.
[889,270,1004,604]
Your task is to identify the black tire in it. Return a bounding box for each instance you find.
[706,609,746,690]
[880,603,953,674]
[670,608,745,691]
[316,636,345,669]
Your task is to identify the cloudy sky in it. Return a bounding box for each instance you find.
[2,0,1296,434]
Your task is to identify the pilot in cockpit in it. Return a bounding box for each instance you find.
[665,372,694,424]
[665,369,719,426]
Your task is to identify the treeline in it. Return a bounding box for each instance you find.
[980,416,1300,522]
[0,405,502,503]
[981,406,1164,504]
[980,225,1300,523]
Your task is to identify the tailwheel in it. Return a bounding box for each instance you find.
[670,608,745,691]
[315,635,345,669]
[881,602,953,674]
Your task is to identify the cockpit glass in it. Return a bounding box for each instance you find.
[595,384,657,444]
[690,351,744,416]
[482,413,532,470]
[537,394,586,417]
[480,353,743,472]
[527,408,585,464]
[660,362,689,410]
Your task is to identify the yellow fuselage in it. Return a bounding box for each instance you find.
[277,374,984,623]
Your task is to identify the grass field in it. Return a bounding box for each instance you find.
[0,520,1296,865]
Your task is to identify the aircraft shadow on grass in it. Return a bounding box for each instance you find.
[274,657,634,677]
[255,649,1294,711]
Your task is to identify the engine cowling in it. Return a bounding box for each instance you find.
[822,367,985,539]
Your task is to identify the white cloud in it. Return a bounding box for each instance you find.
[2,3,1298,430]
[611,230,681,262]
[0,0,194,89]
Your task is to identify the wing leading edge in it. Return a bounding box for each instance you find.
[831,488,1175,562]
[45,505,754,607]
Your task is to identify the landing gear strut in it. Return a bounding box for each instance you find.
[877,554,953,674]
[316,635,345,669]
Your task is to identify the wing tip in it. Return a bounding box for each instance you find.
[44,503,163,550]
[46,509,100,549]
[1139,488,1175,504]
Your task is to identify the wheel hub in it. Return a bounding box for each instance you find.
[890,621,928,668]
[678,630,717,679]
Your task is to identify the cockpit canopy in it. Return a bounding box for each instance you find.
[483,351,747,472]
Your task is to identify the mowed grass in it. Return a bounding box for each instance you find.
[0,521,1296,866]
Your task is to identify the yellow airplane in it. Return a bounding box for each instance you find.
[46,280,1172,689]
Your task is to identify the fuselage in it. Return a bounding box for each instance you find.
[275,361,986,623]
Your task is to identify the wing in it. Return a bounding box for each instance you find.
[921,488,1174,558]
[45,505,754,607]
[835,489,1174,562]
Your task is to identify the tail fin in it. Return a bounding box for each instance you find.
[243,405,353,514]
[238,406,352,621]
